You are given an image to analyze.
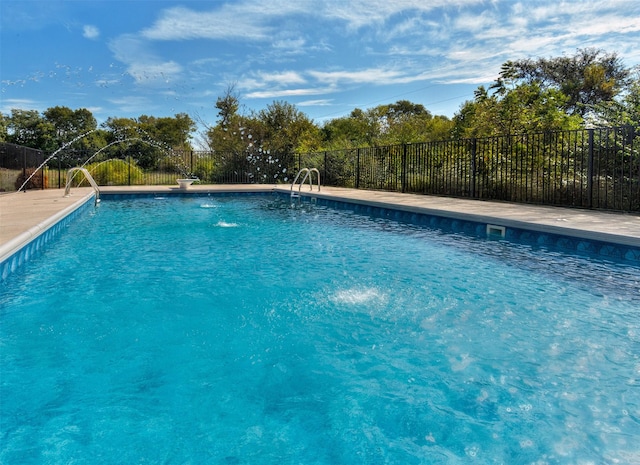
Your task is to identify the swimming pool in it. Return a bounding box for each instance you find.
[1,194,639,464]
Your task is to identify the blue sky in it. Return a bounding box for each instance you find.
[2,0,640,139]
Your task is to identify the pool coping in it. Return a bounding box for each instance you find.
[1,184,639,281]
[0,189,96,262]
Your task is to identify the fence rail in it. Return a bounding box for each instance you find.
[2,126,639,212]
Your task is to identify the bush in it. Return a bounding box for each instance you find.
[192,158,216,182]
[15,168,48,190]
[80,159,145,186]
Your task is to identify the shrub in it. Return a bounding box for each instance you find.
[15,168,48,190]
[192,158,216,182]
[80,159,145,186]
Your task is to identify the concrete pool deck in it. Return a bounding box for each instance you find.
[1,185,639,261]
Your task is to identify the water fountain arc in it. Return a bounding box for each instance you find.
[19,131,197,193]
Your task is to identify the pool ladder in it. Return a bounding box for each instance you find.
[291,168,320,199]
[64,167,101,204]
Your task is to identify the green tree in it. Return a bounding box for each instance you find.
[215,84,240,128]
[454,79,582,139]
[43,106,97,144]
[207,96,320,182]
[587,67,640,127]
[375,100,453,144]
[5,109,56,151]
[321,108,377,149]
[503,48,630,116]
[0,112,9,142]
[258,101,320,155]
[137,113,195,151]
[100,117,153,168]
[42,106,105,161]
[100,114,195,169]
[206,89,264,181]
[321,100,452,149]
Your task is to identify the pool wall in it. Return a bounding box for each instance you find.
[294,194,640,265]
[1,190,638,283]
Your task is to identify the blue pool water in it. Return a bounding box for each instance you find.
[1,195,639,464]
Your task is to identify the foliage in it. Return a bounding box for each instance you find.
[83,158,144,186]
[258,100,320,165]
[0,113,9,142]
[320,109,377,149]
[4,109,57,151]
[499,48,630,116]
[320,101,453,149]
[14,167,48,190]
[100,114,195,169]
[215,84,240,128]
[43,106,98,147]
[453,82,582,138]
[586,67,640,127]
[192,157,216,182]
[137,113,195,152]
[206,97,320,183]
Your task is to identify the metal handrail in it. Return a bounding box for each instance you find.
[291,168,320,197]
[64,167,100,203]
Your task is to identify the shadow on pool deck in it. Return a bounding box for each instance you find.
[1,185,639,261]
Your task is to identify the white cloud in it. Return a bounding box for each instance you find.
[108,96,154,113]
[272,38,306,52]
[298,99,334,107]
[244,87,329,99]
[249,70,307,86]
[141,5,274,41]
[308,68,406,86]
[83,25,99,39]
[0,98,41,114]
[320,0,482,29]
[140,0,487,43]
[109,34,183,85]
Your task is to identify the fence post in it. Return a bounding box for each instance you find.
[22,147,27,189]
[40,153,45,189]
[470,138,477,198]
[323,151,327,184]
[587,129,594,208]
[401,143,408,193]
[355,148,360,189]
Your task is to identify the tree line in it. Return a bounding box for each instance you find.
[1,48,638,168]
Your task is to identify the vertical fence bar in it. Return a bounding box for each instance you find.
[401,143,407,193]
[470,138,477,198]
[587,128,594,209]
[355,148,360,189]
[323,151,327,184]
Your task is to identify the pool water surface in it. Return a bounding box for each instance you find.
[1,195,639,464]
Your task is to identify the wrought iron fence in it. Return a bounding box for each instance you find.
[299,126,640,211]
[2,126,639,211]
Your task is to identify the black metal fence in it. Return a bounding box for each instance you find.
[0,142,47,191]
[2,126,639,212]
[299,126,640,212]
